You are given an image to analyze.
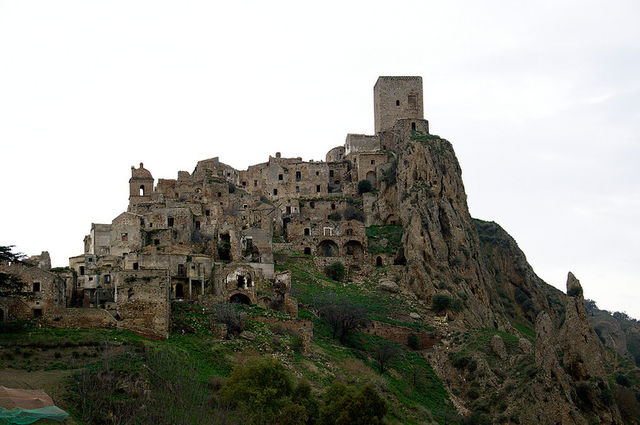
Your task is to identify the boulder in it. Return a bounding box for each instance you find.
[491,334,508,360]
[518,337,533,355]
[378,279,400,293]
[409,312,421,320]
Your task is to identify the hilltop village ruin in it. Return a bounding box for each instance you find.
[1,77,428,338]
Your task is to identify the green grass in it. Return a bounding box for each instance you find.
[366,225,404,255]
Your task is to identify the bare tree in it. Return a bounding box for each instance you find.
[316,292,369,343]
[373,342,402,374]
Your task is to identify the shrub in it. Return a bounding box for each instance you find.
[357,180,372,194]
[319,381,386,425]
[408,333,420,350]
[343,206,364,222]
[213,303,246,334]
[567,285,583,297]
[324,262,345,282]
[432,294,452,312]
[328,212,342,221]
[616,374,631,387]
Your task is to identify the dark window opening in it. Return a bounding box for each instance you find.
[278,174,283,181]
[175,284,183,298]
[295,186,300,193]
[376,256,383,267]
[304,228,310,236]
[217,192,222,197]
[177,264,185,277]
[32,282,40,292]
[205,209,210,216]
[133,262,139,270]
[331,203,336,210]
[140,218,145,226]
[286,206,291,214]
[346,229,353,236]
[168,217,174,227]
[254,180,258,187]
[273,188,278,196]
[195,221,201,230]
[104,274,111,283]
[329,170,334,177]
[395,100,400,106]
[33,308,42,318]
[310,201,315,209]
[79,266,85,276]
[295,171,301,181]
[371,160,375,165]
[242,181,246,186]
[154,239,160,245]
[315,171,319,176]
[218,233,231,261]
[237,275,245,288]
[316,185,320,193]
[304,247,311,255]
[411,122,416,131]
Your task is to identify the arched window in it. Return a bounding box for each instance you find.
[139,185,145,196]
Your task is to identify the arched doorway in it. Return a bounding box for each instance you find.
[318,240,339,257]
[376,256,383,267]
[229,293,251,305]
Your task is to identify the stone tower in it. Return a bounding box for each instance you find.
[374,76,424,133]
[129,162,154,204]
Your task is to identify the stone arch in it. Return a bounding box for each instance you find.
[385,214,399,225]
[229,293,251,305]
[318,240,339,257]
[344,240,364,260]
[366,170,377,186]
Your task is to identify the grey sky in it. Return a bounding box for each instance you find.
[1,1,638,317]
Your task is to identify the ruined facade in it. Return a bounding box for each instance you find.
[4,77,428,339]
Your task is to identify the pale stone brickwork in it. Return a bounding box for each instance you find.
[5,76,427,339]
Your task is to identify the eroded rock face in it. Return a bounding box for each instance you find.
[491,334,508,360]
[561,273,606,381]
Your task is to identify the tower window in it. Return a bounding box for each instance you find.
[32,282,40,292]
[254,180,258,187]
[278,174,283,181]
[315,171,319,176]
[329,170,334,177]
[133,262,139,270]
[273,189,278,196]
[304,228,310,236]
[370,160,375,165]
[195,221,201,230]
[295,171,301,181]
[395,100,400,106]
[139,185,145,196]
[168,217,174,227]
[296,186,300,193]
[316,185,321,193]
[411,122,416,131]
[205,209,210,216]
[242,181,246,186]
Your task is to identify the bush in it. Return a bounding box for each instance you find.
[432,294,452,312]
[319,381,386,425]
[343,206,364,222]
[213,303,246,334]
[328,212,342,221]
[357,180,372,194]
[568,285,583,297]
[324,262,346,282]
[408,333,420,350]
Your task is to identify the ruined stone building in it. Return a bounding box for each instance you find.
[3,76,427,339]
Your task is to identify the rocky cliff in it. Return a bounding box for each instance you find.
[373,131,631,424]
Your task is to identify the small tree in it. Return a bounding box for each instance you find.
[324,262,345,281]
[319,381,386,425]
[213,303,246,334]
[357,180,372,194]
[316,293,369,343]
[373,342,402,374]
[0,245,26,296]
[343,206,364,222]
[432,294,452,312]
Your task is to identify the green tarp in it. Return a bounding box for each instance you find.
[0,406,69,424]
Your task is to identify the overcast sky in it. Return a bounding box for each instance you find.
[1,1,638,317]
